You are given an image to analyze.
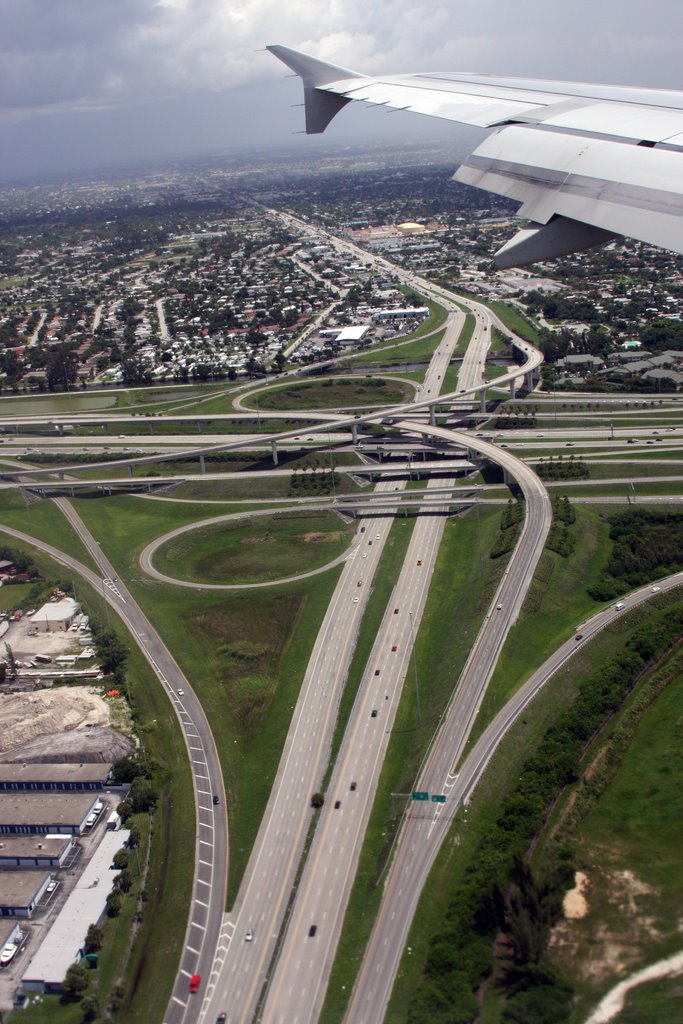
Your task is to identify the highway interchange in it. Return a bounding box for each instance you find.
[0,220,681,1024]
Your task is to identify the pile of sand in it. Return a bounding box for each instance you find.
[0,687,133,762]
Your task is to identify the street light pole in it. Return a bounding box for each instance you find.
[475,498,483,578]
[95,542,110,627]
[328,446,336,501]
[408,611,422,727]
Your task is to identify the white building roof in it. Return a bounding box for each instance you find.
[21,826,129,989]
[336,326,370,343]
[30,598,80,625]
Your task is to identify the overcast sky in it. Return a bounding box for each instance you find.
[3,0,683,181]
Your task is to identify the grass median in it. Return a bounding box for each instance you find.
[241,377,415,411]
[70,494,347,908]
[153,509,354,584]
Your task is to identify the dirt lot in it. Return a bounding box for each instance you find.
[3,616,93,666]
[0,687,134,763]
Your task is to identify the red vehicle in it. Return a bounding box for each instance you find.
[189,974,201,994]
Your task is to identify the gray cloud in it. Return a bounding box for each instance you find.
[2,0,683,179]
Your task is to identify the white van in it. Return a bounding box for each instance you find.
[614,602,625,610]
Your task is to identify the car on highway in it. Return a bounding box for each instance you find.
[575,634,584,641]
[46,880,57,894]
[308,925,317,937]
[652,586,661,593]
[391,645,397,651]
[213,794,219,805]
[189,974,201,993]
[416,559,422,566]
[177,689,184,697]
[245,929,253,942]
[357,580,362,587]
[371,709,378,718]
[375,533,380,539]
[217,1014,227,1023]
[352,597,359,603]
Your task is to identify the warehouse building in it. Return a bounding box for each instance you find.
[0,793,100,836]
[0,872,52,918]
[0,835,73,870]
[29,598,81,633]
[0,763,112,793]
[21,828,130,992]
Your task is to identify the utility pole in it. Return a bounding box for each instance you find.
[328,446,336,500]
[408,611,422,726]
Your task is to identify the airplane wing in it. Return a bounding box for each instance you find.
[267,44,683,267]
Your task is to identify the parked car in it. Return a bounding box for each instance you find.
[0,943,18,967]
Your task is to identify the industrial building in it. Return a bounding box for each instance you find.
[29,598,81,633]
[371,307,429,322]
[0,835,73,870]
[0,763,112,793]
[21,828,129,992]
[0,871,52,918]
[0,793,100,835]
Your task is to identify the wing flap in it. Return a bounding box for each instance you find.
[456,125,683,260]
[267,45,683,264]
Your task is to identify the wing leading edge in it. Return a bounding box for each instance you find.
[267,44,683,267]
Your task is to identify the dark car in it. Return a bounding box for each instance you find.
[217,1015,227,1023]
[213,795,219,805]
[308,924,317,937]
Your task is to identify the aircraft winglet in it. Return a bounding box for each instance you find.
[267,45,364,133]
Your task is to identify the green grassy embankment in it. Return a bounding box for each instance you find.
[0,489,100,573]
[242,377,415,412]
[546,645,683,1023]
[350,328,447,369]
[153,509,353,584]
[389,590,683,1024]
[70,494,346,908]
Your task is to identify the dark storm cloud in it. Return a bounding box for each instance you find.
[2,0,683,179]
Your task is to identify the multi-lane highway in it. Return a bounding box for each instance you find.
[199,274,470,1024]
[0,248,545,1024]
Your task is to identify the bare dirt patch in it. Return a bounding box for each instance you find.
[564,871,590,919]
[300,531,342,543]
[551,865,660,984]
[0,686,134,762]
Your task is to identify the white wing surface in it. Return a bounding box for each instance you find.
[267,44,683,267]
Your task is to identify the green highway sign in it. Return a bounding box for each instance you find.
[412,791,429,801]
[431,794,446,803]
